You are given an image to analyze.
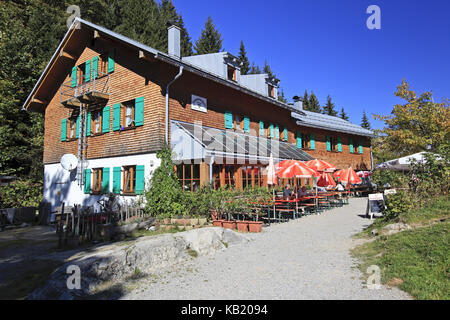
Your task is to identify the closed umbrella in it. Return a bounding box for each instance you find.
[266,153,277,225]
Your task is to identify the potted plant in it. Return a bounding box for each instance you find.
[221,188,237,230]
[248,193,265,233]
[235,192,250,232]
[211,187,226,227]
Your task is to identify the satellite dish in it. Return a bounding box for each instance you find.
[60,154,78,171]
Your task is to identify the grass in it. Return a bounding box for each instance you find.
[353,196,450,300]
[358,195,450,238]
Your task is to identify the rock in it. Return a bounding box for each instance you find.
[137,218,156,230]
[147,226,156,231]
[198,218,207,226]
[382,223,411,235]
[371,229,379,236]
[20,222,30,228]
[114,223,138,235]
[223,228,249,246]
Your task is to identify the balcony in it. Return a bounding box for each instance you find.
[60,70,110,108]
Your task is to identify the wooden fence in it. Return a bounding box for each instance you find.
[54,202,146,247]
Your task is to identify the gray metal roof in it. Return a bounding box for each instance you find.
[292,110,374,137]
[172,120,314,163]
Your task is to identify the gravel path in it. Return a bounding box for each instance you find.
[122,198,411,300]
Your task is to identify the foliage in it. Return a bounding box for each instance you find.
[322,95,338,116]
[238,40,250,75]
[194,16,223,55]
[0,179,43,208]
[307,92,321,113]
[372,170,409,189]
[144,144,185,218]
[373,80,450,158]
[360,111,371,130]
[302,90,309,111]
[248,62,261,74]
[277,88,287,103]
[383,190,414,220]
[340,107,349,121]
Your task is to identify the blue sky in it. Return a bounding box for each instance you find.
[171,0,449,129]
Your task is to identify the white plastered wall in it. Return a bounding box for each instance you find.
[43,152,160,212]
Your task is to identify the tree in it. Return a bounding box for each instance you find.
[307,92,321,113]
[263,60,274,79]
[277,88,287,103]
[322,95,338,116]
[238,40,250,75]
[361,111,371,130]
[373,80,450,158]
[340,107,349,121]
[302,90,310,111]
[248,62,261,74]
[194,16,223,55]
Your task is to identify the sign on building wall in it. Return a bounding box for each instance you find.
[191,95,207,113]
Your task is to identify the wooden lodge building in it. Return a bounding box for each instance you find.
[22,18,374,210]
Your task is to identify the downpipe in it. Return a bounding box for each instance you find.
[165,66,184,144]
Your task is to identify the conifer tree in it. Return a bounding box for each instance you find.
[194,16,223,54]
[302,90,310,111]
[248,62,261,74]
[322,95,338,116]
[361,111,371,129]
[278,88,287,103]
[340,107,349,121]
[307,92,321,113]
[238,40,250,75]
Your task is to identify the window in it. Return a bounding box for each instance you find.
[77,63,85,85]
[326,136,339,152]
[68,118,77,140]
[121,100,135,129]
[123,165,136,194]
[212,165,236,189]
[176,164,200,192]
[268,85,275,98]
[92,168,103,193]
[242,166,263,189]
[301,133,310,149]
[227,65,236,81]
[99,53,108,74]
[91,110,102,134]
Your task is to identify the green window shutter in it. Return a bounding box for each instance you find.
[359,140,363,154]
[102,106,110,133]
[310,133,315,150]
[102,167,110,193]
[337,137,342,152]
[284,128,288,141]
[92,56,99,79]
[112,167,121,194]
[224,111,233,129]
[113,103,121,131]
[61,119,67,141]
[108,49,115,73]
[84,169,91,194]
[275,125,279,139]
[85,59,91,82]
[326,136,331,151]
[75,116,80,139]
[269,124,274,138]
[259,121,264,136]
[349,138,354,153]
[71,67,77,88]
[296,132,302,148]
[86,112,91,136]
[135,97,144,126]
[135,165,145,195]
[243,116,250,133]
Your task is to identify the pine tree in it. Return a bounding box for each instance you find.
[248,62,261,74]
[339,108,348,121]
[160,0,193,56]
[307,92,321,113]
[302,90,309,111]
[238,40,250,75]
[322,95,338,116]
[361,111,371,129]
[194,16,223,55]
[278,88,287,103]
[263,60,276,79]
[340,107,349,121]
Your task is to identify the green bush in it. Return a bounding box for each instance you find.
[0,179,42,208]
[372,170,409,189]
[384,191,414,220]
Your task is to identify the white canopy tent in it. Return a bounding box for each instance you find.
[375,152,438,171]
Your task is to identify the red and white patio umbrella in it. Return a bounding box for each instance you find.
[316,172,336,187]
[335,167,362,185]
[304,159,336,173]
[356,171,372,178]
[277,160,320,179]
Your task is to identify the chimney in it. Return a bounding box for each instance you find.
[168,24,181,58]
[293,95,303,111]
